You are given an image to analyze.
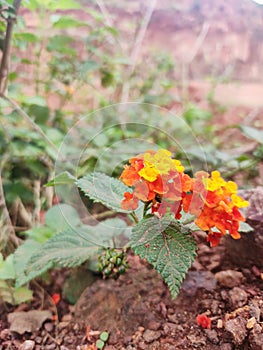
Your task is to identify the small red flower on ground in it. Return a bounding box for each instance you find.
[196,313,211,329]
[51,293,60,305]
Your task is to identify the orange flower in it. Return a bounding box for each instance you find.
[120,192,139,211]
[120,149,249,245]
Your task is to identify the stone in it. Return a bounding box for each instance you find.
[225,316,247,345]
[143,330,162,343]
[19,340,35,350]
[246,317,257,329]
[229,287,248,308]
[215,270,245,288]
[8,310,52,335]
[248,323,263,350]
[204,329,219,344]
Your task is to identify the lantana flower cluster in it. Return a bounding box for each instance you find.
[120,149,249,247]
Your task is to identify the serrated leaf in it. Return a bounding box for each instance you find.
[77,172,132,213]
[14,240,42,288]
[45,171,76,187]
[21,218,128,286]
[131,216,197,299]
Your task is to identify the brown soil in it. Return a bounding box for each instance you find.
[1,227,263,350]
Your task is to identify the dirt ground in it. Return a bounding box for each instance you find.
[1,0,263,349]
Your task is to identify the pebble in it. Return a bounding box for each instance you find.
[229,287,248,308]
[143,329,162,343]
[44,322,54,332]
[204,329,219,344]
[215,270,245,288]
[246,317,257,329]
[19,340,35,350]
[248,323,263,350]
[225,316,247,345]
[148,320,161,330]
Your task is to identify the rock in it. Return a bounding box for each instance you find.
[215,270,245,288]
[44,322,54,332]
[225,316,247,345]
[204,329,219,344]
[248,323,263,350]
[246,317,257,329]
[249,298,262,321]
[8,310,52,335]
[19,340,35,350]
[229,287,248,308]
[143,330,162,343]
[181,271,217,296]
[147,320,161,330]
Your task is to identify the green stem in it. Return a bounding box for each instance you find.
[130,211,139,224]
[181,217,195,225]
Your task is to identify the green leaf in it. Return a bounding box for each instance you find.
[13,239,42,287]
[24,228,100,281]
[131,216,197,299]
[79,60,100,75]
[100,331,109,342]
[76,172,132,213]
[19,218,127,286]
[22,226,54,243]
[45,204,82,232]
[47,35,75,54]
[0,254,15,280]
[51,16,88,29]
[239,221,254,232]
[240,126,263,144]
[25,96,47,107]
[96,339,105,349]
[49,0,81,10]
[45,171,76,187]
[13,287,33,304]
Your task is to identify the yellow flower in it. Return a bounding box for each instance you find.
[224,181,238,195]
[203,171,226,191]
[138,166,159,182]
[173,159,184,173]
[231,194,249,208]
[144,149,176,175]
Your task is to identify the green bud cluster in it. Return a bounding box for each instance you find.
[98,248,128,280]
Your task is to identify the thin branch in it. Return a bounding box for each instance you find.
[96,0,124,52]
[0,0,22,94]
[181,22,210,101]
[0,94,59,155]
[119,0,157,129]
[0,156,20,251]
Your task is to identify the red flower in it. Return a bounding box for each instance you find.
[196,313,211,329]
[51,293,60,305]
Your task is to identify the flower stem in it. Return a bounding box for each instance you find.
[130,212,139,223]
